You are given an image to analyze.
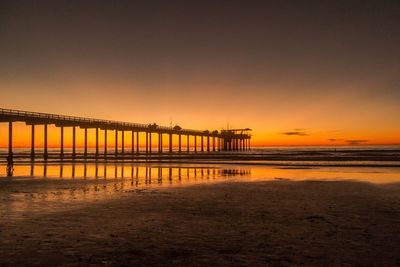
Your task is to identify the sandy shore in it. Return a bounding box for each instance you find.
[1,180,400,266]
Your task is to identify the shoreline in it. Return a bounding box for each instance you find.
[1,151,400,168]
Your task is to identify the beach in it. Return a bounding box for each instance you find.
[2,0,400,265]
[1,169,400,266]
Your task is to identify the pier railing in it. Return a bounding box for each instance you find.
[0,107,252,156]
[0,108,210,135]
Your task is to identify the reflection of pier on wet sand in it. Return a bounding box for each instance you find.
[0,163,251,218]
[25,163,250,181]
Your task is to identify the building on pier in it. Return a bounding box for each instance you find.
[220,128,252,151]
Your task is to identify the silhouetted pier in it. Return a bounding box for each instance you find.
[1,108,251,160]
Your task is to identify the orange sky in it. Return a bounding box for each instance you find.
[0,81,398,147]
[1,1,399,147]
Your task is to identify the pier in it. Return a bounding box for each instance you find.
[0,108,251,160]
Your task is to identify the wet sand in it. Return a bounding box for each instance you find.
[1,179,400,266]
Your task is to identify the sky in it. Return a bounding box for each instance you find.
[0,0,399,147]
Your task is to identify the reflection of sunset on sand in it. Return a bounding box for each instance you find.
[1,162,400,219]
[2,162,400,183]
[0,164,250,218]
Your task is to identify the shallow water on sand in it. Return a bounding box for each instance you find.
[1,162,400,183]
[1,162,400,220]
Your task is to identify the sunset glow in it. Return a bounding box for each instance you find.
[1,1,399,147]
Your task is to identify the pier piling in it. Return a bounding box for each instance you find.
[0,108,251,160]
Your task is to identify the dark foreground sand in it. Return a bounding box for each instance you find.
[1,180,400,266]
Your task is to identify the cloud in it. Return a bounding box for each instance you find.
[280,130,308,136]
[346,139,368,145]
[328,138,368,145]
